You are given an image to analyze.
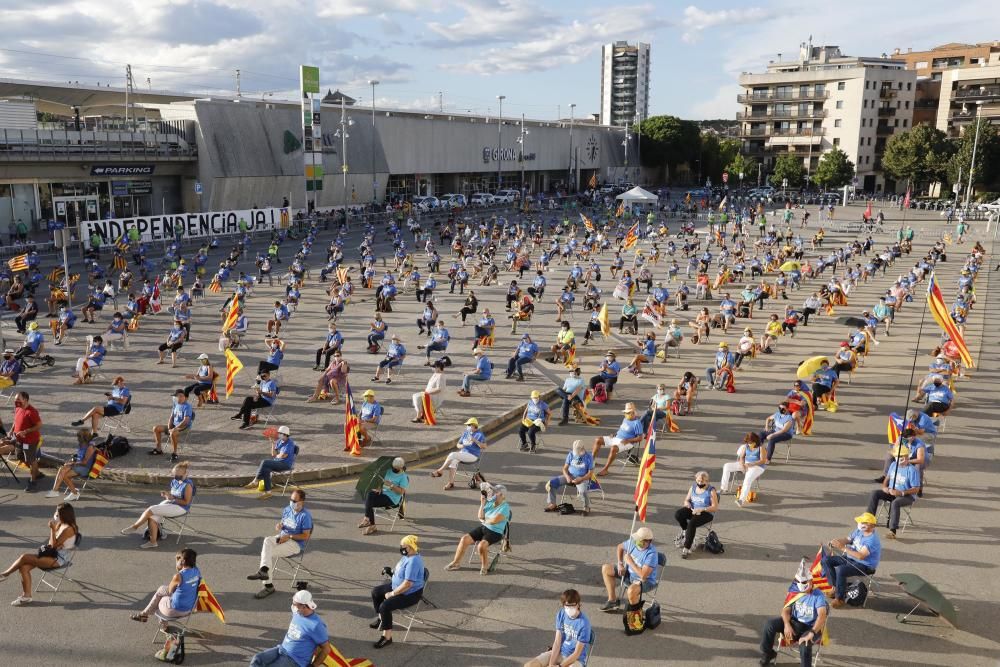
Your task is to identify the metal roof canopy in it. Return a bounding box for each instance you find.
[0,77,209,112]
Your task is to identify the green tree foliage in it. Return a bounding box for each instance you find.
[812,147,855,189]
[881,125,953,188]
[948,121,1000,190]
[724,153,757,185]
[638,115,701,173]
[769,152,805,188]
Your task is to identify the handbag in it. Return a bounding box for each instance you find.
[644,601,662,629]
[622,600,646,635]
[37,545,59,559]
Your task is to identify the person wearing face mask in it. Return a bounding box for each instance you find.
[129,548,201,623]
[758,559,829,666]
[430,418,487,490]
[0,392,43,492]
[245,425,298,500]
[445,483,511,575]
[759,402,796,462]
[545,440,595,515]
[865,444,921,538]
[247,489,314,599]
[359,457,408,536]
[640,383,672,432]
[524,589,592,667]
[921,375,953,417]
[249,589,332,667]
[720,433,769,507]
[0,502,80,606]
[588,351,621,397]
[45,428,100,502]
[673,471,719,558]
[370,535,426,649]
[593,402,645,477]
[120,462,194,549]
[821,512,882,609]
[0,348,22,390]
[519,390,551,452]
[599,526,659,612]
[313,323,343,371]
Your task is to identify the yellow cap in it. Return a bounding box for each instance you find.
[465,417,479,426]
[891,444,910,458]
[530,390,541,399]
[718,341,728,348]
[363,390,375,397]
[854,512,877,525]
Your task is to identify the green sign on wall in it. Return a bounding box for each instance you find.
[300,65,319,94]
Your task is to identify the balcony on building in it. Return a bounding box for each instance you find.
[877,106,897,117]
[736,109,827,120]
[875,123,894,135]
[0,120,198,162]
[737,90,830,103]
[953,86,1000,101]
[878,88,898,99]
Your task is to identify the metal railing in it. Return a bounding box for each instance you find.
[877,107,897,116]
[737,109,827,120]
[737,91,830,103]
[0,128,197,161]
[739,126,825,137]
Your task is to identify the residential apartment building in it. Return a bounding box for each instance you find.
[600,41,650,127]
[737,42,917,193]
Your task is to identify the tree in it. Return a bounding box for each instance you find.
[725,153,757,187]
[769,152,805,189]
[812,147,855,189]
[881,125,953,190]
[948,121,1000,192]
[638,115,701,177]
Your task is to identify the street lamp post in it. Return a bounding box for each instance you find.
[334,98,354,204]
[567,103,576,192]
[496,95,505,193]
[368,79,379,203]
[622,122,632,182]
[635,111,642,185]
[517,113,529,196]
[963,100,985,211]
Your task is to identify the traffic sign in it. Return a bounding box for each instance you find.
[782,178,788,188]
[722,171,729,184]
[194,181,203,194]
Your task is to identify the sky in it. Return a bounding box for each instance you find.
[0,0,997,121]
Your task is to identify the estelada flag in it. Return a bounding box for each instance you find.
[112,254,127,271]
[224,349,244,399]
[88,451,109,479]
[887,412,905,445]
[579,212,595,233]
[622,223,639,250]
[7,254,28,272]
[927,272,973,368]
[115,234,129,252]
[315,643,373,667]
[633,421,656,521]
[195,580,226,623]
[796,388,815,436]
[344,383,362,456]
[420,392,437,426]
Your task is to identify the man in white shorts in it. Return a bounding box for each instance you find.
[592,402,646,476]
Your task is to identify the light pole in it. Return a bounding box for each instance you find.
[963,100,984,211]
[368,79,379,203]
[517,113,529,195]
[334,98,354,204]
[622,122,632,183]
[496,95,505,193]
[567,103,577,191]
[635,111,642,185]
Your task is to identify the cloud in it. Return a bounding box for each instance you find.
[441,6,666,75]
[317,0,437,19]
[151,1,263,45]
[425,0,556,47]
[680,5,771,43]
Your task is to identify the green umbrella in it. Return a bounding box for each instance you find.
[892,573,958,627]
[355,456,396,499]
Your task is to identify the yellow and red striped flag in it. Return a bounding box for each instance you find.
[887,412,904,445]
[336,266,350,285]
[927,273,973,368]
[208,276,222,293]
[797,388,814,436]
[622,223,639,250]
[781,554,831,645]
[112,254,127,271]
[633,421,656,521]
[7,254,28,272]
[224,349,244,399]
[579,213,595,233]
[588,172,598,189]
[564,346,576,369]
[420,392,437,426]
[316,644,373,667]
[615,201,625,218]
[598,303,610,338]
[664,410,680,433]
[344,383,362,456]
[88,451,109,479]
[222,295,240,333]
[195,580,226,623]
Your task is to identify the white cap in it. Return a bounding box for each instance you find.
[197,353,209,360]
[292,589,317,609]
[277,425,291,436]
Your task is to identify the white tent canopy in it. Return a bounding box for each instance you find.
[615,186,659,203]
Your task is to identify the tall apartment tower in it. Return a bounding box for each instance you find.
[737,41,916,193]
[600,41,650,127]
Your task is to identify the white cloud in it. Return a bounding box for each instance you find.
[317,0,437,19]
[680,5,770,43]
[426,0,555,46]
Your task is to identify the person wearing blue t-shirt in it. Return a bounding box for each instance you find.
[759,402,796,461]
[593,402,646,476]
[314,323,343,370]
[234,369,279,429]
[589,351,622,396]
[119,462,195,549]
[865,444,921,537]
[810,359,839,409]
[248,425,298,499]
[600,526,659,611]
[505,334,538,381]
[822,512,882,608]
[73,374,132,433]
[259,338,286,375]
[518,390,551,452]
[445,484,510,575]
[525,589,592,667]
[152,390,194,462]
[545,440,595,514]
[370,535,425,649]
[131,548,201,623]
[360,457,409,535]
[158,323,186,367]
[922,376,953,416]
[73,335,106,385]
[458,348,492,396]
[250,589,331,667]
[248,489,314,599]
[759,561,829,666]
[266,299,290,338]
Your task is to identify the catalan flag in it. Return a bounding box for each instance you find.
[115,234,130,252]
[112,254,127,271]
[222,295,240,333]
[664,410,680,433]
[580,213,595,233]
[927,273,973,368]
[315,643,374,667]
[633,420,656,521]
[622,223,639,250]
[887,412,904,445]
[208,276,222,293]
[597,303,610,338]
[89,451,109,479]
[195,580,226,623]
[796,388,815,436]
[564,346,576,369]
[420,391,437,426]
[718,196,727,212]
[615,201,625,218]
[344,383,362,456]
[588,173,598,189]
[224,349,244,399]
[47,266,66,283]
[336,266,350,285]
[7,254,28,272]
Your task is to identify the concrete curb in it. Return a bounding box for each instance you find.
[99,387,559,488]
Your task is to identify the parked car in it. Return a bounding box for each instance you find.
[440,193,467,209]
[470,192,494,206]
[412,196,440,211]
[977,198,1000,212]
[493,189,520,204]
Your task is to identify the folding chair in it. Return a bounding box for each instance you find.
[776,621,825,667]
[271,536,311,588]
[398,568,431,642]
[160,509,193,544]
[580,630,597,666]
[467,520,509,573]
[151,610,192,646]
[617,551,666,609]
[875,499,914,534]
[729,469,763,502]
[374,495,406,532]
[558,475,606,504]
[102,399,133,434]
[453,454,483,485]
[33,536,81,602]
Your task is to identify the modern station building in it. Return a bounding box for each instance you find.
[0,78,637,235]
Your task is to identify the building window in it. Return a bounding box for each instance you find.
[905,100,910,109]
[906,82,912,90]
[915,61,928,69]
[903,118,908,127]
[834,119,842,127]
[868,137,872,146]
[894,119,899,127]
[867,155,871,164]
[931,72,942,81]
[836,100,844,109]
[860,138,864,147]
[864,81,869,90]
[837,81,845,90]
[833,137,840,146]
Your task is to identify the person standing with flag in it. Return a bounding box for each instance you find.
[129,548,201,623]
[673,470,718,559]
[758,559,829,666]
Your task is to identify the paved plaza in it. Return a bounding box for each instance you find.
[0,204,998,666]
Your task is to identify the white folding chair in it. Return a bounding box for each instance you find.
[33,537,81,602]
[398,568,431,643]
[160,509,192,544]
[374,496,406,533]
[875,499,914,534]
[271,536,311,588]
[151,609,192,645]
[558,476,606,504]
[101,400,134,434]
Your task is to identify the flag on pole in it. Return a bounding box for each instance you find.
[47,266,65,283]
[796,387,815,436]
[633,421,657,521]
[902,186,911,211]
[150,277,162,313]
[622,223,639,250]
[336,266,350,285]
[195,580,226,623]
[316,643,374,667]
[7,254,28,272]
[927,272,973,368]
[344,383,362,456]
[115,234,130,252]
[580,213,595,233]
[588,172,598,189]
[781,555,831,646]
[208,276,222,293]
[88,451,109,479]
[718,196,727,212]
[224,349,244,399]
[887,412,904,445]
[222,295,240,333]
[597,303,610,338]
[420,392,437,426]
[112,254,127,271]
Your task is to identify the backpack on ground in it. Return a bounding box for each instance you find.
[556,502,575,515]
[467,471,486,490]
[103,434,131,458]
[592,382,608,403]
[623,600,646,635]
[845,580,868,607]
[704,530,725,554]
[155,629,185,664]
[644,601,662,629]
